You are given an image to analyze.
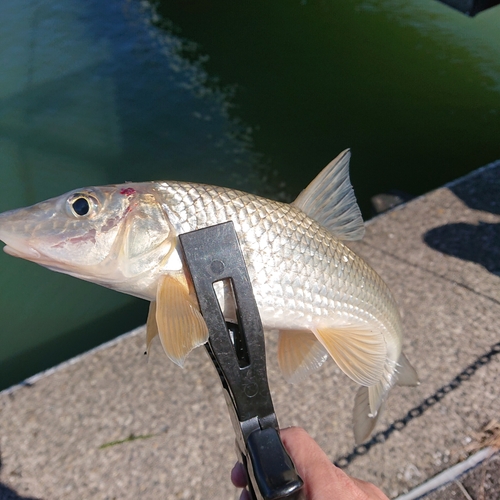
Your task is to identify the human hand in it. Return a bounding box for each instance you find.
[231,427,389,500]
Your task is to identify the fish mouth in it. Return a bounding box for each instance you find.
[1,238,62,270]
[3,243,42,261]
[0,228,58,266]
[2,242,87,277]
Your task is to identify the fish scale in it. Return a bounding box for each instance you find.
[159,181,400,347]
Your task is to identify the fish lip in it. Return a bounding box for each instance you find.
[3,244,41,260]
[1,241,118,283]
[2,243,83,276]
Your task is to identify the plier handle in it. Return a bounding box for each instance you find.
[179,222,304,500]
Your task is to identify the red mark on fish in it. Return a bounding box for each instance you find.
[51,229,97,248]
[120,187,136,196]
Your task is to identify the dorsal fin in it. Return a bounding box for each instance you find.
[292,149,365,241]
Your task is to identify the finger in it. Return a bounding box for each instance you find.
[351,478,390,500]
[231,462,248,488]
[240,489,251,500]
[280,427,389,500]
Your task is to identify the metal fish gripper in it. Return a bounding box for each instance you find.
[179,221,304,500]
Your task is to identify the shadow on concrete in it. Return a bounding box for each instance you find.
[0,451,41,499]
[0,483,41,500]
[424,221,500,276]
[447,165,500,216]
[424,164,500,275]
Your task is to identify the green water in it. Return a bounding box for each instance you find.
[0,0,499,390]
[153,0,500,211]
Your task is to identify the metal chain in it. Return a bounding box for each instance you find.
[334,341,500,468]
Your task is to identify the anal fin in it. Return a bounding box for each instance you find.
[277,329,328,384]
[315,324,386,387]
[156,274,209,367]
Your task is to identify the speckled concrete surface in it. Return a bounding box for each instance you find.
[424,451,500,500]
[1,161,499,499]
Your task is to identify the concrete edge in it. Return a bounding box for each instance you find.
[0,324,145,397]
[364,157,500,227]
[394,447,498,500]
[444,158,500,189]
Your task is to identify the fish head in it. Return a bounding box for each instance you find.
[0,184,176,293]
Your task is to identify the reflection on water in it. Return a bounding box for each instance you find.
[359,0,500,89]
[154,0,500,214]
[1,0,500,390]
[0,0,261,390]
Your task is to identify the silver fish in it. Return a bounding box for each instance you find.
[0,150,417,443]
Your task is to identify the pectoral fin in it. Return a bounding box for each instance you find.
[155,274,209,367]
[315,325,386,387]
[144,301,159,356]
[277,329,328,384]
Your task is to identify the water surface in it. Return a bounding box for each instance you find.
[1,0,499,390]
[154,0,500,211]
[0,0,259,389]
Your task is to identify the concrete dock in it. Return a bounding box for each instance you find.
[1,161,499,500]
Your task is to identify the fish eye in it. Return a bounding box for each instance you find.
[72,197,89,216]
[68,193,98,218]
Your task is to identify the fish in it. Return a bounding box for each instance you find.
[0,150,418,443]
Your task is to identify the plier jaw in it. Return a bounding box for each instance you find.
[179,222,304,500]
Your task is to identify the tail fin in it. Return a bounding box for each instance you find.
[396,352,419,386]
[353,385,384,445]
[352,352,418,444]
